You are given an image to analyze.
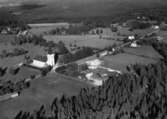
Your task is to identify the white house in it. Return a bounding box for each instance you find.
[29,60,48,69]
[128,35,135,41]
[28,53,57,69]
[130,41,140,48]
[152,25,160,30]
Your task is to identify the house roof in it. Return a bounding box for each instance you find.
[29,60,48,68]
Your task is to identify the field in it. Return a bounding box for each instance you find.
[101,52,159,72]
[123,45,163,60]
[117,26,155,36]
[29,23,70,35]
[0,72,91,119]
[44,35,122,51]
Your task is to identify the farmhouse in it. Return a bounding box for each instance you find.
[128,35,135,41]
[27,52,58,70]
[130,41,140,48]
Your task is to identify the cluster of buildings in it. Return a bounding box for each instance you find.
[77,59,121,86]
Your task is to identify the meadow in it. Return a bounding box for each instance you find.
[123,45,163,60]
[44,35,122,51]
[101,52,159,72]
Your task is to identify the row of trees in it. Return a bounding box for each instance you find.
[0,66,20,77]
[0,9,28,31]
[0,79,30,96]
[59,47,95,64]
[12,35,69,55]
[0,48,28,58]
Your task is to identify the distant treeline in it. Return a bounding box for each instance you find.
[0,9,27,29]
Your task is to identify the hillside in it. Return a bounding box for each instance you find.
[3,0,167,23]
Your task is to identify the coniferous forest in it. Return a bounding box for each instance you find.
[14,40,167,119]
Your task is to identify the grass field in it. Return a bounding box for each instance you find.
[0,72,90,119]
[101,53,159,72]
[123,45,163,60]
[44,35,122,50]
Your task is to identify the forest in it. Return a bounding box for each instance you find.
[14,37,167,119]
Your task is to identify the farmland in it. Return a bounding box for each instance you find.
[101,52,159,72]
[44,35,122,51]
[29,23,70,35]
[123,45,163,60]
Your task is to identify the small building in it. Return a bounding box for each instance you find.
[130,41,140,48]
[85,72,103,86]
[99,51,109,57]
[156,36,163,41]
[128,35,135,41]
[152,25,160,30]
[29,60,48,69]
[85,59,103,70]
[1,29,8,34]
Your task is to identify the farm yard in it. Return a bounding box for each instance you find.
[0,73,91,119]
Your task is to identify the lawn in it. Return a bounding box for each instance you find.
[0,72,90,119]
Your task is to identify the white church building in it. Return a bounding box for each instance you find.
[28,53,58,70]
